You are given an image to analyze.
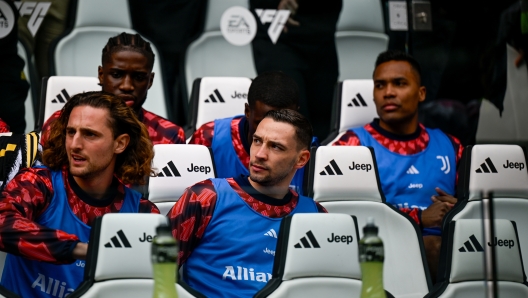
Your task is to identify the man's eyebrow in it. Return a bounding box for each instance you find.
[253,133,262,139]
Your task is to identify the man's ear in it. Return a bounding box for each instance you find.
[114,134,130,154]
[244,103,250,118]
[295,149,310,169]
[418,86,426,103]
[98,66,104,86]
[148,72,155,90]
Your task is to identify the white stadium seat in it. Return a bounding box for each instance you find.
[322,79,378,144]
[51,0,168,119]
[445,144,528,279]
[186,77,252,138]
[254,213,363,297]
[305,146,431,298]
[183,0,257,101]
[427,219,528,297]
[335,0,388,81]
[67,214,205,298]
[149,144,217,215]
[36,76,100,131]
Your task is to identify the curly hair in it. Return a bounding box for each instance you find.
[43,91,154,184]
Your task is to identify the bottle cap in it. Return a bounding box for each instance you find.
[363,217,378,234]
[156,223,171,236]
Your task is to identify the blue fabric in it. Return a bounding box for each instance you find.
[352,127,456,236]
[184,178,318,298]
[212,116,314,195]
[1,168,142,298]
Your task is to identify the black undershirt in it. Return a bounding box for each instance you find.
[370,118,421,141]
[68,173,120,207]
[233,175,293,206]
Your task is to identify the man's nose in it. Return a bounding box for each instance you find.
[119,75,133,91]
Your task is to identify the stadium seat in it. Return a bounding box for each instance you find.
[426,219,528,297]
[17,40,38,133]
[322,80,378,144]
[335,0,388,81]
[50,0,168,119]
[304,146,431,298]
[183,0,257,101]
[68,213,205,298]
[149,144,217,215]
[254,213,365,297]
[444,144,528,278]
[185,77,252,138]
[36,76,99,131]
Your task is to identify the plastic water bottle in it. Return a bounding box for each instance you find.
[359,217,386,298]
[152,223,179,298]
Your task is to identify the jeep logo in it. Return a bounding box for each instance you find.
[503,160,525,171]
[349,162,372,172]
[187,163,212,174]
[488,237,515,249]
[327,233,354,244]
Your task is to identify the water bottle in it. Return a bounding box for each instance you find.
[151,223,178,298]
[359,217,386,298]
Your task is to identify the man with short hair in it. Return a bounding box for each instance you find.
[190,71,315,194]
[333,50,463,282]
[0,91,159,298]
[41,32,185,145]
[170,109,325,297]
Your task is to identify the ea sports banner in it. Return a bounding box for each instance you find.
[220,6,290,46]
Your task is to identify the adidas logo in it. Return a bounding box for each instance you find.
[204,89,225,103]
[319,159,343,176]
[50,89,70,103]
[406,165,419,174]
[294,230,320,248]
[157,161,181,177]
[264,229,277,238]
[104,230,132,248]
[347,93,367,107]
[475,157,498,173]
[458,234,483,252]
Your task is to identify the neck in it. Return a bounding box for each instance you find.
[247,177,290,200]
[379,116,419,135]
[72,171,114,200]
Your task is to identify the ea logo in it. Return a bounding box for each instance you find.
[0,1,15,39]
[220,6,257,46]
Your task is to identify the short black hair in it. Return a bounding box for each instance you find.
[102,32,155,70]
[263,109,312,150]
[374,50,422,84]
[248,71,299,109]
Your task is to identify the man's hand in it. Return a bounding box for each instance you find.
[72,242,88,260]
[278,0,300,32]
[421,187,457,228]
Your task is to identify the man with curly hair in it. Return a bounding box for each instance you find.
[0,91,159,298]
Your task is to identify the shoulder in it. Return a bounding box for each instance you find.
[139,198,160,214]
[332,130,362,146]
[141,109,180,129]
[4,166,54,193]
[141,109,185,144]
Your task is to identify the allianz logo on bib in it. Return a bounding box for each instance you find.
[222,266,272,282]
[32,273,74,297]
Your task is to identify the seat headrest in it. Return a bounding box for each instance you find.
[194,77,252,128]
[449,219,525,283]
[149,144,216,202]
[44,76,100,122]
[75,0,131,28]
[467,145,528,201]
[89,213,168,281]
[276,213,361,280]
[338,80,378,132]
[312,146,384,202]
[337,0,385,32]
